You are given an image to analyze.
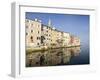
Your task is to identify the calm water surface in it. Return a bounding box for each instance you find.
[26,45,89,67]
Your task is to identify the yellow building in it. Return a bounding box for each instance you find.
[70,35,80,46]
[62,32,71,47]
[73,37,80,46]
[50,28,58,48]
[56,30,63,47]
[25,19,42,49]
[26,18,80,50]
[41,24,52,48]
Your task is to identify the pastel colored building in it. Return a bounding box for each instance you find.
[25,19,42,49]
[25,18,80,50]
[70,35,80,46]
[62,32,71,47]
[41,24,52,48]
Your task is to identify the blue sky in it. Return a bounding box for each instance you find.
[26,12,89,46]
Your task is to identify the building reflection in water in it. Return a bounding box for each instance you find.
[26,46,81,67]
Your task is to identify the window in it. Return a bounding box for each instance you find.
[38,31,39,34]
[30,36,33,42]
[38,37,40,40]
[37,37,40,40]
[31,36,33,39]
[31,30,33,33]
[37,37,38,40]
[37,43,39,45]
[37,37,39,40]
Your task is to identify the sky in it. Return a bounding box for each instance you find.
[26,12,89,46]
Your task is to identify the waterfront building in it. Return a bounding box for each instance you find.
[41,19,52,48]
[70,35,80,46]
[56,30,63,47]
[25,19,42,49]
[25,18,80,50]
[73,37,80,46]
[41,24,52,48]
[50,28,59,48]
[62,32,71,47]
